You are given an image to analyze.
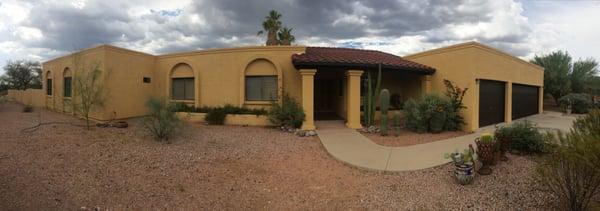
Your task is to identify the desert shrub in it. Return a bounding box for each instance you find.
[143,98,180,142]
[205,107,227,125]
[496,121,546,153]
[536,109,600,211]
[268,93,305,128]
[22,104,33,113]
[403,94,454,133]
[558,93,593,114]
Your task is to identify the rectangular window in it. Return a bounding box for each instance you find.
[171,78,194,100]
[143,77,151,83]
[245,76,277,101]
[47,79,53,96]
[63,77,72,97]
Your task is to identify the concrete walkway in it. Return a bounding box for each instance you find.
[316,111,576,172]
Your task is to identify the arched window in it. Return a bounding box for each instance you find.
[46,71,53,96]
[63,68,72,97]
[244,59,278,101]
[170,63,194,101]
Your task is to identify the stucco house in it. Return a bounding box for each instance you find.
[17,41,542,132]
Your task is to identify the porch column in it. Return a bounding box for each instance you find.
[505,82,512,123]
[346,70,364,129]
[300,69,317,130]
[421,75,432,94]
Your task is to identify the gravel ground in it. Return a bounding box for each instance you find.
[0,103,556,210]
[362,128,469,147]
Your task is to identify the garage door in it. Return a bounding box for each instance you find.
[479,80,506,127]
[512,83,539,120]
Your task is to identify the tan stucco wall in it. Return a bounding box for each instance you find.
[42,46,108,120]
[103,46,156,119]
[41,45,305,121]
[381,72,423,104]
[405,42,544,132]
[8,89,45,107]
[154,46,306,109]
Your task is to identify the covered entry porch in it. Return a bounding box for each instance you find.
[292,47,436,130]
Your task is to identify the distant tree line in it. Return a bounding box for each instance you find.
[0,60,42,94]
[531,51,599,102]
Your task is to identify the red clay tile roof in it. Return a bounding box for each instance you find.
[292,47,435,74]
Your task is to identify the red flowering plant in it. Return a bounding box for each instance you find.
[443,79,468,130]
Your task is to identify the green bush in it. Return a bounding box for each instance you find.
[536,109,600,211]
[268,93,305,129]
[404,94,454,133]
[558,93,593,114]
[205,107,228,125]
[496,121,546,153]
[143,98,181,142]
[172,103,267,115]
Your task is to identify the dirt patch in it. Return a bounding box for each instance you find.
[361,128,470,147]
[0,103,555,210]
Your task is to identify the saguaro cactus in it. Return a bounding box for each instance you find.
[380,89,390,136]
[363,64,382,126]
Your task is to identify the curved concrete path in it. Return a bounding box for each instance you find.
[316,112,575,172]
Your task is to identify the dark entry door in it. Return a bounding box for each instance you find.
[314,79,334,112]
[479,80,505,127]
[512,83,539,120]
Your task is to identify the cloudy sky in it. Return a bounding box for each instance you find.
[1,0,599,74]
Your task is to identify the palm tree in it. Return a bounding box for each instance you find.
[257,10,282,46]
[278,27,295,45]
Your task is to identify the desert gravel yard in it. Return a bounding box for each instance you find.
[0,103,556,210]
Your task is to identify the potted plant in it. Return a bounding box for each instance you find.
[445,145,476,185]
[475,133,496,175]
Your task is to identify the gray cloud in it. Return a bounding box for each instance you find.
[3,0,539,62]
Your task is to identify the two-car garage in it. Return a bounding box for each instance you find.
[478,80,541,127]
[405,41,545,131]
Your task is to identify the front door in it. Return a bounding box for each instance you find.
[314,79,334,112]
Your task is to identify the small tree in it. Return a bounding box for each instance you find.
[143,98,181,142]
[72,55,107,130]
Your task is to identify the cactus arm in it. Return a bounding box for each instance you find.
[380,89,390,136]
[366,71,372,126]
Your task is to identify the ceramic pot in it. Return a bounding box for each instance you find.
[454,162,474,185]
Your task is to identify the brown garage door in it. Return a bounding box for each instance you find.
[512,83,539,120]
[479,80,506,127]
